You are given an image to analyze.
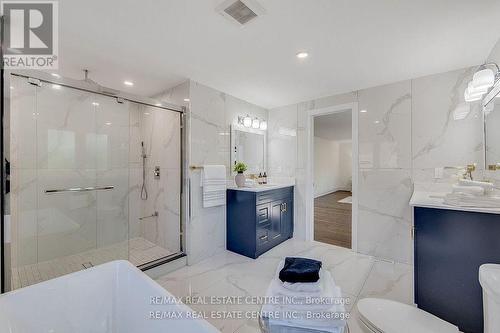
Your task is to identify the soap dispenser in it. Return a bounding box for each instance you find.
[258,172,263,184]
[263,172,267,184]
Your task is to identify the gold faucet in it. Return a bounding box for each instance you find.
[464,164,476,180]
[488,163,500,171]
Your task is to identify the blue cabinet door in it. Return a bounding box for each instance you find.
[270,200,284,242]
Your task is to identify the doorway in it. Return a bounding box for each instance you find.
[305,103,358,251]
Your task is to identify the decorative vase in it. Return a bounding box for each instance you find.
[235,172,246,187]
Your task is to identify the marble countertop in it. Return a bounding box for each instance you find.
[410,190,500,215]
[227,184,294,192]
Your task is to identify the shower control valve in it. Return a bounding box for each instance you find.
[154,166,160,179]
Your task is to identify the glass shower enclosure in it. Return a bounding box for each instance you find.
[2,73,184,291]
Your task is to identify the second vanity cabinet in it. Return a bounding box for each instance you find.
[227,186,294,259]
[414,206,500,333]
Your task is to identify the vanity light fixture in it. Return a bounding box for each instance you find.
[259,120,267,130]
[464,63,500,103]
[52,84,61,89]
[92,102,100,107]
[252,118,260,129]
[183,98,190,102]
[237,115,267,130]
[51,73,61,78]
[360,110,367,113]
[374,120,380,124]
[296,51,309,59]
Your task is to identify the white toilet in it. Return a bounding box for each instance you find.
[357,264,500,333]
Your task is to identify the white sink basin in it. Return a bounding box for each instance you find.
[0,260,219,333]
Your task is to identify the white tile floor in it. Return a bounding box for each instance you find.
[155,239,413,333]
[11,237,173,289]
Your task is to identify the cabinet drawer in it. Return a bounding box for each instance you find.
[257,228,270,245]
[257,205,270,224]
[256,187,293,205]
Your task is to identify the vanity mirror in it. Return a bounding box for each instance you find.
[483,81,500,171]
[230,125,266,174]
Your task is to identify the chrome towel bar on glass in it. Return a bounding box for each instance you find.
[44,186,114,194]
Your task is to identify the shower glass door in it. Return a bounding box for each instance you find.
[9,76,129,289]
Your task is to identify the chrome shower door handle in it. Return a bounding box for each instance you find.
[44,186,114,194]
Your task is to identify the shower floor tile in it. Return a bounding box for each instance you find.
[11,237,174,290]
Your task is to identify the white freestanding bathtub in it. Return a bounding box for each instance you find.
[0,260,219,333]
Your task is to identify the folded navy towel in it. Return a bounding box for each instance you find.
[278,257,322,283]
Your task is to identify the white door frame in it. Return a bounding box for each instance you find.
[305,102,359,251]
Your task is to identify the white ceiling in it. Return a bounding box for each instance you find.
[314,111,352,141]
[55,0,500,109]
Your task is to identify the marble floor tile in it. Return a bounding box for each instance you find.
[156,239,415,333]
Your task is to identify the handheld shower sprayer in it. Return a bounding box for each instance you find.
[140,142,148,200]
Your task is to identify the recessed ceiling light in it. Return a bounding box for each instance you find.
[296,51,309,59]
[360,110,367,113]
[144,112,151,116]
[51,73,61,78]
[52,84,61,89]
[183,98,190,102]
[123,80,134,86]
[92,102,100,106]
[374,120,380,124]
[105,122,112,126]
[155,103,162,107]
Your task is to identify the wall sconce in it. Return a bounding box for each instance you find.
[464,63,499,102]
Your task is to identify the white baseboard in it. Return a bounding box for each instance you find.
[314,187,351,198]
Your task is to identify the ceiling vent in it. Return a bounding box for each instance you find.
[216,0,265,26]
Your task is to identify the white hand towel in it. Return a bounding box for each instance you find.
[458,179,495,192]
[200,165,226,208]
[452,184,484,196]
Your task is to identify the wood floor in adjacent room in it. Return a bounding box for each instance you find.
[314,190,352,249]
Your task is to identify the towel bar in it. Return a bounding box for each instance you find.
[190,165,204,170]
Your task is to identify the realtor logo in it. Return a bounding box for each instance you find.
[2,1,58,69]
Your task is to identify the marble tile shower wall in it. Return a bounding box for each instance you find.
[268,66,481,264]
[158,80,269,265]
[128,104,181,254]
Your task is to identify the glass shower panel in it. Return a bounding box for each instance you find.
[36,82,99,263]
[9,77,129,289]
[93,94,130,264]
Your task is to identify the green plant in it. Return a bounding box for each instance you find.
[233,162,247,173]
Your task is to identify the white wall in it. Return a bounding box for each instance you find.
[339,142,352,191]
[313,138,352,197]
[268,65,484,265]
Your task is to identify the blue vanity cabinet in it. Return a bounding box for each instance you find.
[227,186,294,259]
[414,207,500,333]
